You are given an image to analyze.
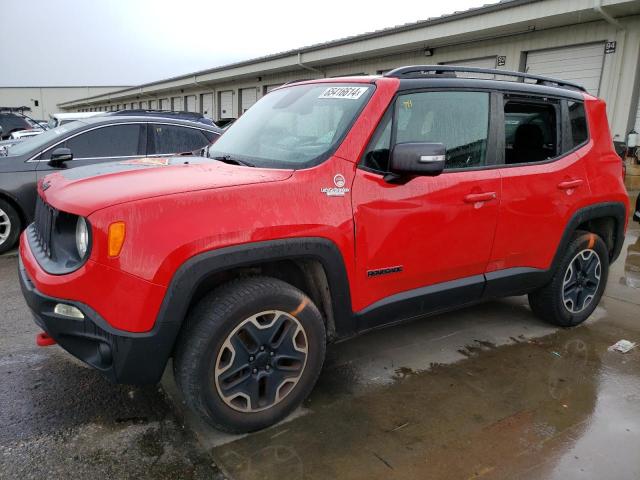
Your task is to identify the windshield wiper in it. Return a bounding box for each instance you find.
[212,155,255,167]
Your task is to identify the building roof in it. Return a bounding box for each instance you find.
[59,0,638,108]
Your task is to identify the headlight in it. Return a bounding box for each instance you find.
[75,217,89,258]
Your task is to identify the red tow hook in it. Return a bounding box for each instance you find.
[36,332,56,347]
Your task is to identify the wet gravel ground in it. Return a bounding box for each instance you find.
[0,251,223,480]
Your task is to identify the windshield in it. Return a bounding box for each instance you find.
[4,121,86,157]
[208,83,373,168]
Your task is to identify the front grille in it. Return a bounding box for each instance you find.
[33,195,57,258]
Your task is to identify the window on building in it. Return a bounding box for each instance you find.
[504,100,558,164]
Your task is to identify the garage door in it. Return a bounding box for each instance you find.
[240,88,258,115]
[263,83,282,95]
[525,43,604,96]
[219,91,233,118]
[159,98,168,110]
[200,93,214,119]
[185,95,197,112]
[149,100,157,109]
[172,96,184,112]
[442,57,497,78]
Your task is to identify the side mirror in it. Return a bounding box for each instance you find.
[387,142,446,180]
[48,147,73,168]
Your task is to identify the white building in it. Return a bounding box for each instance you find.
[0,86,128,121]
[59,0,640,142]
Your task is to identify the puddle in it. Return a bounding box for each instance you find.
[210,303,640,480]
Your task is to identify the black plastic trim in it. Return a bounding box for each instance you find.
[551,202,627,264]
[19,256,175,384]
[355,274,485,332]
[155,237,355,337]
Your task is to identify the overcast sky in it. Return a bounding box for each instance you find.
[1,0,499,87]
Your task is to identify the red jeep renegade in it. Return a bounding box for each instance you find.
[19,66,629,433]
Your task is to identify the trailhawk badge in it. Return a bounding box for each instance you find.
[321,174,350,197]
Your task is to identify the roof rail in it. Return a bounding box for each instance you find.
[0,106,32,113]
[383,65,587,92]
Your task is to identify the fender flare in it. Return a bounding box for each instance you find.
[155,237,355,344]
[551,201,627,268]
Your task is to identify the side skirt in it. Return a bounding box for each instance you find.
[354,268,548,333]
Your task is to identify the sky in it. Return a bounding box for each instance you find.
[0,0,499,87]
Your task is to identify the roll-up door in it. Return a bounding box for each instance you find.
[185,95,197,112]
[149,99,157,109]
[264,84,281,93]
[172,96,184,112]
[525,43,605,96]
[441,57,497,78]
[219,91,233,118]
[240,88,258,114]
[200,93,214,119]
[159,98,169,110]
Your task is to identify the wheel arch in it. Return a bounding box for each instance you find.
[0,190,27,229]
[157,238,355,353]
[554,202,626,268]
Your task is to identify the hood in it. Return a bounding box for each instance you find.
[40,156,293,216]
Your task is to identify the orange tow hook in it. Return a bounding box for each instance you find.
[36,332,56,347]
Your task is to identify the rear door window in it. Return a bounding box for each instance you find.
[149,124,211,154]
[504,99,559,164]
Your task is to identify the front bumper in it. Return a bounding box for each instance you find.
[19,255,177,384]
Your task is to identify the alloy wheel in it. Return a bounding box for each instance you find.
[562,249,601,314]
[214,310,308,412]
[0,208,11,245]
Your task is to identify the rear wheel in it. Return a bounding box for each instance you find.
[529,231,609,327]
[174,276,326,433]
[0,199,20,255]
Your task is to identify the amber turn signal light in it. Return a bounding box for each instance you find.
[108,222,126,257]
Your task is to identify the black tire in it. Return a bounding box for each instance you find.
[173,276,326,433]
[0,199,21,255]
[528,231,609,327]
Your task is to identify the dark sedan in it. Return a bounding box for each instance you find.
[0,116,221,253]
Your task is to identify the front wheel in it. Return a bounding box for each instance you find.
[174,276,326,433]
[529,231,609,327]
[0,199,21,255]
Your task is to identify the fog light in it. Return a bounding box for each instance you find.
[54,303,84,319]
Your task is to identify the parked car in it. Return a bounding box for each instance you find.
[0,111,32,139]
[108,109,216,127]
[19,66,629,433]
[0,116,220,253]
[10,129,44,140]
[47,112,102,128]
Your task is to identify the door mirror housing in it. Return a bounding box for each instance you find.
[388,142,446,179]
[48,147,73,168]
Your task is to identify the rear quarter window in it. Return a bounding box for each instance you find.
[568,101,588,148]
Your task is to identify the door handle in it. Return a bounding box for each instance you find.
[557,179,584,190]
[464,192,497,203]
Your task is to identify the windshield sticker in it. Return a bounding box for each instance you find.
[318,86,369,100]
[120,157,170,166]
